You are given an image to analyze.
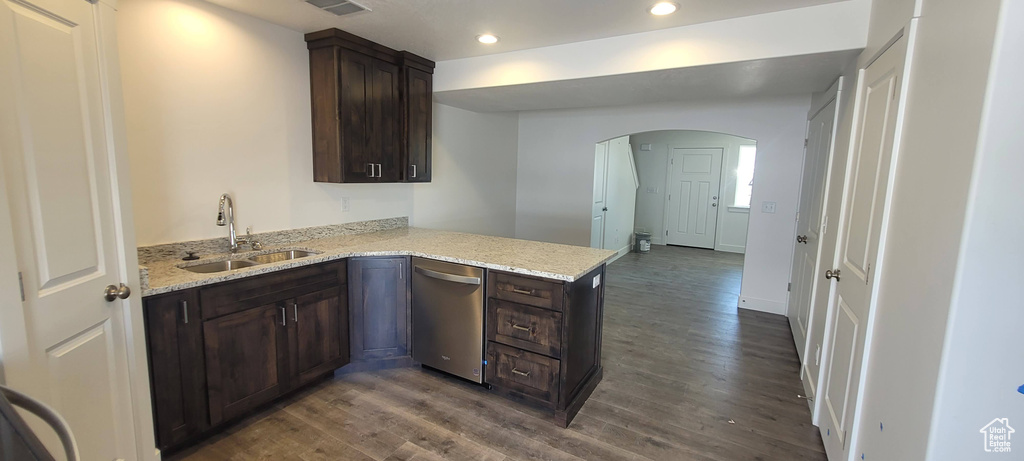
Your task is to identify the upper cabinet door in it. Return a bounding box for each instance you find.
[369,59,401,182]
[404,67,432,182]
[338,48,375,183]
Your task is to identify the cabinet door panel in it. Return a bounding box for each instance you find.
[339,48,374,182]
[404,67,432,182]
[370,59,400,182]
[349,257,409,360]
[144,290,206,450]
[291,286,349,385]
[204,303,287,424]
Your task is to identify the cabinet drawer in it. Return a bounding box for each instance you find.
[200,261,346,319]
[486,342,559,404]
[489,272,564,312]
[488,299,562,358]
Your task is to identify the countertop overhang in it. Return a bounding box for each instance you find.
[140,228,617,297]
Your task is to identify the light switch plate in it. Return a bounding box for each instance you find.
[761,201,777,213]
[593,274,601,288]
[640,143,652,151]
[341,197,351,212]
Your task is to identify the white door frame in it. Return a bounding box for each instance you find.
[0,0,156,459]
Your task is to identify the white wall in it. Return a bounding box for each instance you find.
[118,0,519,246]
[629,130,754,253]
[515,96,810,314]
[850,0,1002,459]
[928,1,1024,457]
[433,0,869,93]
[411,104,518,237]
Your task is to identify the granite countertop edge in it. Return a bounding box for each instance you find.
[140,229,617,297]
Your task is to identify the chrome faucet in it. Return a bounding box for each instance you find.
[217,193,261,253]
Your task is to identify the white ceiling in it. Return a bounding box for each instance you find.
[433,50,860,112]
[203,0,847,61]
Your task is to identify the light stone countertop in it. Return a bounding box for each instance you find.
[140,227,617,297]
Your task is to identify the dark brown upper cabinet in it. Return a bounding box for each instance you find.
[306,29,434,183]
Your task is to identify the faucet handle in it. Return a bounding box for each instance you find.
[246,226,263,250]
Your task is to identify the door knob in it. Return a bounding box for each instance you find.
[824,269,841,282]
[797,235,808,243]
[103,283,131,302]
[712,203,717,207]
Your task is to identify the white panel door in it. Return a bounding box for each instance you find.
[820,33,908,460]
[789,96,838,378]
[591,141,609,248]
[0,0,138,459]
[664,148,722,249]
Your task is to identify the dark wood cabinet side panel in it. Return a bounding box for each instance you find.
[560,265,604,405]
[203,304,286,425]
[310,46,341,183]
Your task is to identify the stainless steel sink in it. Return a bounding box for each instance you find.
[182,259,260,273]
[247,250,319,264]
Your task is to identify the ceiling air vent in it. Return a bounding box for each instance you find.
[305,0,370,16]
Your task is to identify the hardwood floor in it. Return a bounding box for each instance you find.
[171,245,825,461]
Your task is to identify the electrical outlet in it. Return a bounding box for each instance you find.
[341,197,350,212]
[761,201,777,213]
[646,186,658,194]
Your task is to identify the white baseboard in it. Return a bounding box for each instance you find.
[607,244,632,263]
[715,243,746,254]
[738,296,788,315]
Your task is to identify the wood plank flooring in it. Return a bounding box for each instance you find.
[171,245,824,461]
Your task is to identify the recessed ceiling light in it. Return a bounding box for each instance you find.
[649,2,678,15]
[477,34,499,44]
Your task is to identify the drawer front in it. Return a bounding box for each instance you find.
[488,299,562,358]
[486,342,559,403]
[200,261,346,319]
[489,271,564,312]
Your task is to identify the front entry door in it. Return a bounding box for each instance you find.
[788,92,839,374]
[820,32,909,459]
[664,148,722,249]
[0,0,139,458]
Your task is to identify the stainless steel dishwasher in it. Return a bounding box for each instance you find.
[411,257,485,383]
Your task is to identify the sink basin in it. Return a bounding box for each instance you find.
[247,250,319,264]
[182,259,260,273]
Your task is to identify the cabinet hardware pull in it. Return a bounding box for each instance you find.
[181,300,189,324]
[280,306,286,326]
[367,163,374,178]
[511,368,530,377]
[399,262,403,280]
[378,164,383,177]
[293,303,298,322]
[411,164,417,178]
[511,287,534,296]
[510,323,531,333]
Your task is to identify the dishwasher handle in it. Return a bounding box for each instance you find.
[414,265,482,285]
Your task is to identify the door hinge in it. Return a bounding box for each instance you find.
[666,230,669,236]
[18,272,25,302]
[804,139,809,148]
[865,263,872,285]
[788,282,791,292]
[821,216,828,235]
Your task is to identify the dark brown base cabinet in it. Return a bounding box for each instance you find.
[144,256,604,453]
[485,266,606,427]
[347,256,411,363]
[143,261,350,453]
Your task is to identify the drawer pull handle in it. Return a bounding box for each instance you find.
[511,368,530,377]
[510,322,532,333]
[511,286,535,296]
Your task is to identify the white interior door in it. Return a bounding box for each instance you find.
[591,141,609,248]
[789,95,839,377]
[664,148,722,249]
[0,0,138,458]
[820,33,908,459]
